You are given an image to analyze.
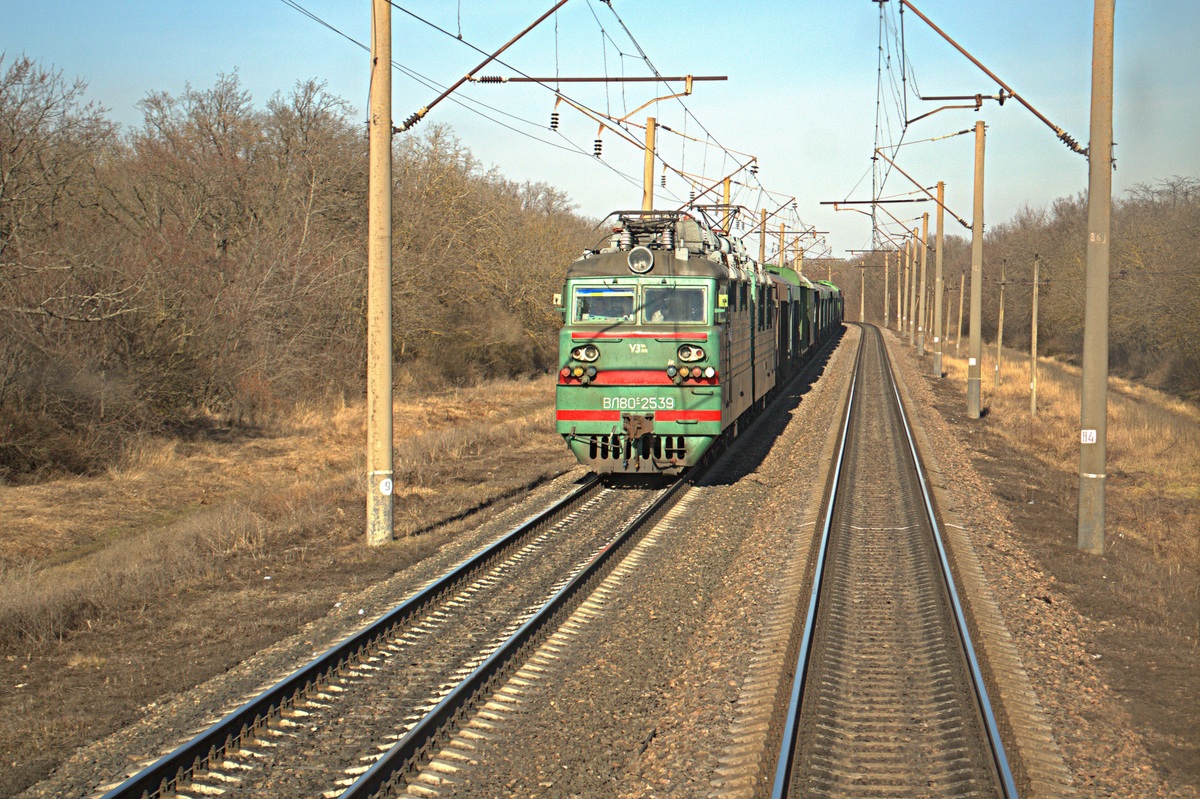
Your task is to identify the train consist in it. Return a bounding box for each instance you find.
[554,210,842,475]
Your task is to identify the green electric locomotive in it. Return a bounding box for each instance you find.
[554,210,841,475]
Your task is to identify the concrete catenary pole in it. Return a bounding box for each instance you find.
[995,261,1006,388]
[967,120,986,419]
[926,285,934,346]
[1031,254,1040,416]
[943,283,951,352]
[917,212,930,354]
[759,209,767,264]
[722,177,732,230]
[933,181,946,376]
[366,0,394,545]
[860,267,866,322]
[642,117,656,212]
[908,227,919,346]
[956,272,966,357]
[884,251,890,328]
[778,223,786,269]
[1078,0,1115,555]
[902,237,911,338]
[897,245,904,332]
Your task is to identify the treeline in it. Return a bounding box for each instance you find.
[841,176,1200,400]
[0,55,594,481]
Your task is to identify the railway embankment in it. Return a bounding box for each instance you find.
[2,333,1195,798]
[885,329,1199,798]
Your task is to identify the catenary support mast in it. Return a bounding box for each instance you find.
[1078,0,1115,554]
[366,0,394,545]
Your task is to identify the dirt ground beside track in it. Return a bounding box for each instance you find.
[1,346,1197,797]
[0,377,578,798]
[889,332,1199,796]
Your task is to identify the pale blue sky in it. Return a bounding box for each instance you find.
[3,1,1196,254]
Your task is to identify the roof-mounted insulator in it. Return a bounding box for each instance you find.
[550,111,560,130]
[593,138,603,158]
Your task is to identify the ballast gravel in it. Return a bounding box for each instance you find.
[26,324,1187,798]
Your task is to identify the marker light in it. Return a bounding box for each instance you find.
[704,366,716,379]
[666,365,678,378]
[572,366,585,378]
[560,367,571,378]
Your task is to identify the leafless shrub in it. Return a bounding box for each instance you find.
[0,57,592,480]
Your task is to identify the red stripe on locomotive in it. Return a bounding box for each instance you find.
[570,331,708,341]
[555,409,720,423]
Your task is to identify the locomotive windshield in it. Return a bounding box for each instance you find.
[571,282,708,325]
[643,286,707,324]
[573,286,636,323]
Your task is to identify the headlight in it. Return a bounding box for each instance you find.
[627,246,654,274]
[571,344,600,362]
[678,344,705,362]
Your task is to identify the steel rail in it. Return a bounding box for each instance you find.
[340,474,691,799]
[98,475,601,799]
[879,331,1020,798]
[341,326,845,798]
[771,325,1018,798]
[770,332,863,799]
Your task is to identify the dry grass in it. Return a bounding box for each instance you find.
[0,375,564,652]
[941,344,1200,567]
[0,502,278,646]
[104,435,179,482]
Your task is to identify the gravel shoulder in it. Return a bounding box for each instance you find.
[12,331,1196,799]
[882,327,1197,798]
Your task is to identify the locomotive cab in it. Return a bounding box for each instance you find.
[555,212,736,474]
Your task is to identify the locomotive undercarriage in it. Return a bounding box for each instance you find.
[569,429,706,475]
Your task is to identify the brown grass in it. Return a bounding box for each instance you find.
[104,435,179,482]
[0,375,568,652]
[941,344,1200,567]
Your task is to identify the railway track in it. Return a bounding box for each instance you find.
[93,475,681,799]
[95,325,1021,799]
[772,323,1017,798]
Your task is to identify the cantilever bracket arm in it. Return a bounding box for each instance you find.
[900,0,1086,156]
[873,149,972,230]
[396,0,571,132]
